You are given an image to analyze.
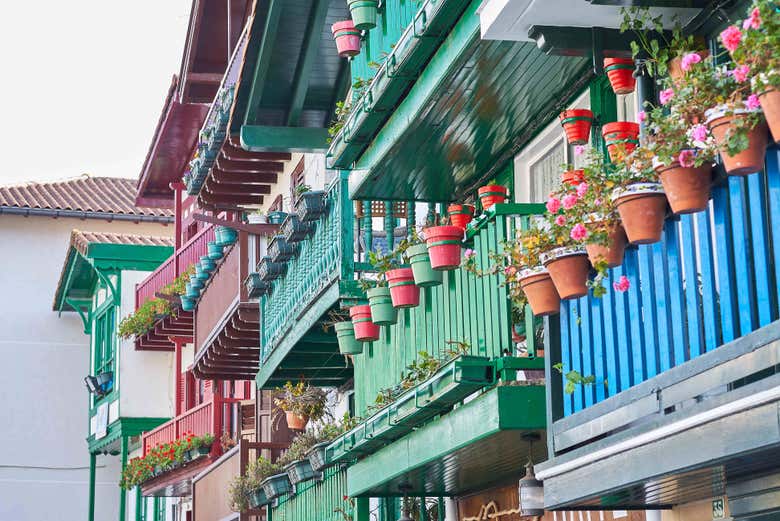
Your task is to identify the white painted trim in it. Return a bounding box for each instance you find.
[536,385,780,480]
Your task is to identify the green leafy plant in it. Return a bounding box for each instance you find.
[274,382,329,421]
[228,456,282,512]
[553,363,596,395]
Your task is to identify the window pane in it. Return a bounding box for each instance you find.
[530,140,564,202]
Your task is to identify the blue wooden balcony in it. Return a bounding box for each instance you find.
[539,147,780,511]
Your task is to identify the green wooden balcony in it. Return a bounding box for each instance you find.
[271,465,350,521]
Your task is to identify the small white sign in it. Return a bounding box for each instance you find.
[612,511,628,519]
[95,402,108,440]
[712,497,725,519]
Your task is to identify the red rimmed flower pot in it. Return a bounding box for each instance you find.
[758,88,780,144]
[518,267,560,316]
[424,225,463,270]
[387,268,420,308]
[604,58,636,95]
[542,247,591,300]
[478,185,508,210]
[705,106,768,176]
[611,183,667,245]
[285,412,309,431]
[448,204,475,231]
[602,121,640,162]
[349,305,380,342]
[332,20,361,58]
[559,109,594,145]
[655,158,712,215]
[584,221,627,268]
[562,169,585,186]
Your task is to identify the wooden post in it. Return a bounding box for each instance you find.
[175,340,183,416]
[362,201,373,261]
[384,201,394,251]
[170,182,185,276]
[119,436,129,521]
[88,452,96,521]
[134,487,142,521]
[212,379,223,457]
[239,230,249,301]
[406,201,415,237]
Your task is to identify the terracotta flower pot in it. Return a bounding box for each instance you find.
[758,88,780,144]
[448,204,475,230]
[285,412,309,431]
[559,109,594,145]
[612,183,667,245]
[668,51,709,83]
[367,287,396,325]
[348,0,378,31]
[602,121,640,162]
[387,268,420,308]
[562,169,585,186]
[405,243,442,287]
[705,106,768,176]
[477,185,509,210]
[542,247,590,300]
[335,321,363,355]
[584,221,627,268]
[424,225,463,270]
[518,267,560,316]
[349,305,380,341]
[603,58,636,95]
[332,20,361,58]
[655,159,712,214]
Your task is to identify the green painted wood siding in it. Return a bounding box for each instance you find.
[272,466,349,521]
[353,204,542,416]
[350,1,419,89]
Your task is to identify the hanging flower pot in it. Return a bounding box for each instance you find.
[262,473,293,500]
[335,321,363,355]
[215,225,238,247]
[185,282,200,299]
[245,273,271,299]
[267,211,288,225]
[424,225,464,270]
[584,219,627,268]
[611,183,667,245]
[448,204,475,230]
[602,122,640,162]
[387,268,420,308]
[350,305,380,341]
[348,0,379,31]
[367,287,396,325]
[332,20,362,58]
[477,185,509,210]
[758,88,780,144]
[405,243,442,287]
[180,295,196,312]
[603,58,636,95]
[518,267,560,316]
[248,487,270,509]
[541,247,590,300]
[268,235,297,263]
[705,106,768,176]
[257,256,287,281]
[562,169,585,186]
[200,255,216,273]
[295,191,327,222]
[189,275,204,290]
[655,157,712,214]
[281,214,314,243]
[285,411,309,431]
[668,50,709,83]
[207,241,224,260]
[559,109,594,145]
[195,265,210,281]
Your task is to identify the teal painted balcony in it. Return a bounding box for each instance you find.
[270,466,350,521]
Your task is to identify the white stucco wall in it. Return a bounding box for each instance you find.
[118,270,175,419]
[0,214,170,521]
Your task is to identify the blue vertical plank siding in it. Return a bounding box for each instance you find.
[560,147,780,416]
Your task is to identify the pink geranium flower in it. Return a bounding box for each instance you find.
[659,88,675,105]
[613,275,630,292]
[562,194,578,210]
[576,182,589,198]
[691,124,708,142]
[546,197,561,214]
[678,149,696,168]
[463,248,477,260]
[680,52,702,71]
[555,214,566,226]
[730,64,750,83]
[720,25,743,53]
[574,144,586,156]
[570,223,588,241]
[742,7,761,30]
[745,93,761,111]
[637,110,647,123]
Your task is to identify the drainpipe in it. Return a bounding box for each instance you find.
[635,60,656,139]
[119,436,129,521]
[88,452,96,521]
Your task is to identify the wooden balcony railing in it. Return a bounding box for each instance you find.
[142,399,225,457]
[272,465,348,521]
[135,224,215,308]
[550,148,780,419]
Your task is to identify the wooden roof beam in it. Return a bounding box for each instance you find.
[286,0,329,126]
[211,171,278,185]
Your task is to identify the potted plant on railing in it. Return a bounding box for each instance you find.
[360,249,400,324]
[281,213,314,243]
[294,184,328,222]
[348,0,378,31]
[504,224,561,316]
[477,182,509,210]
[268,235,298,263]
[245,272,272,299]
[257,256,287,281]
[604,57,636,95]
[424,217,464,271]
[274,381,329,431]
[559,109,594,145]
[731,0,780,142]
[228,457,282,512]
[332,20,362,58]
[328,310,363,356]
[307,415,356,472]
[349,304,380,342]
[447,203,476,230]
[401,228,442,288]
[278,431,322,485]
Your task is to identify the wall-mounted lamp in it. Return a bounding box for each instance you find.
[518,433,545,517]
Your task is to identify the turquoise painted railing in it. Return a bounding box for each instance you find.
[271,466,348,521]
[556,147,780,417]
[260,172,355,359]
[353,204,544,416]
